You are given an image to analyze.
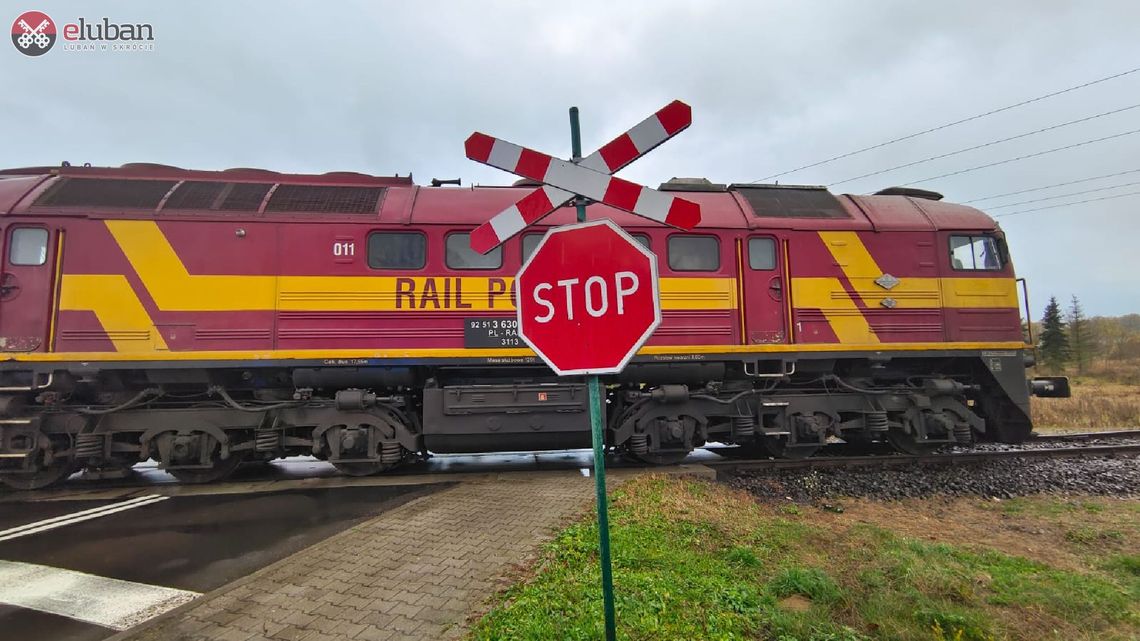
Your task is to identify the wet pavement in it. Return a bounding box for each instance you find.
[0,448,720,640]
[0,483,441,641]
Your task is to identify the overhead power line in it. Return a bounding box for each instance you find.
[898,127,1140,186]
[985,179,1140,209]
[748,65,1140,183]
[827,103,1140,186]
[994,189,1140,218]
[963,168,1140,203]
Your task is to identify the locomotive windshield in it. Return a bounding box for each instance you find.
[949,234,1002,271]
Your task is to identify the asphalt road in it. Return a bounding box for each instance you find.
[0,482,442,641]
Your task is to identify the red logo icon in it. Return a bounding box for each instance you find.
[11,11,55,56]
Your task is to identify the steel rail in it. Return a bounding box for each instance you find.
[705,443,1140,477]
[1030,429,1140,441]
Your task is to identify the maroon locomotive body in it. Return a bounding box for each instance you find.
[0,164,1063,488]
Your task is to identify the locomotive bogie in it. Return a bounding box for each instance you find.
[0,350,1031,488]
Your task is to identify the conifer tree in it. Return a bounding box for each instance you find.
[1039,296,1069,370]
[1067,295,1093,373]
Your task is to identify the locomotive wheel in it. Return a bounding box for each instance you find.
[0,435,78,490]
[886,430,942,456]
[168,453,242,484]
[756,435,820,460]
[0,458,77,490]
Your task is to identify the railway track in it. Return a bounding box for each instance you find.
[1030,429,1140,441]
[3,430,1138,496]
[705,442,1140,477]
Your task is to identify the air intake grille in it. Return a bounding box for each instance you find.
[219,183,272,211]
[265,185,384,214]
[733,186,850,219]
[163,181,226,209]
[36,178,176,209]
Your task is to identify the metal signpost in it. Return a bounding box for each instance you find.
[464,103,701,641]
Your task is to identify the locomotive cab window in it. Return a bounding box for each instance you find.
[668,235,720,271]
[9,228,48,266]
[748,237,776,270]
[447,232,502,270]
[367,232,426,269]
[949,235,1002,271]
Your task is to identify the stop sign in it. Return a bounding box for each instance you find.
[516,219,661,375]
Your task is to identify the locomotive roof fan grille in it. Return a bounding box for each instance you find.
[35,177,177,209]
[264,184,384,214]
[34,177,385,214]
[730,184,851,219]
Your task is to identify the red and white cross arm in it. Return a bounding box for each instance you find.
[465,137,701,243]
[467,101,696,254]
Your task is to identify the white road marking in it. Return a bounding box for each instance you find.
[0,495,168,542]
[0,561,200,630]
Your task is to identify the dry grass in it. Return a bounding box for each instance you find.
[808,495,1140,576]
[1032,381,1140,430]
[1031,358,1140,430]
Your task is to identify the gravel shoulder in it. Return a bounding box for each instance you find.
[729,453,1140,501]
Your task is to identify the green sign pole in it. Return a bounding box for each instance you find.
[569,106,618,641]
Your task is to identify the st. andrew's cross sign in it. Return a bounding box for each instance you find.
[464,100,702,254]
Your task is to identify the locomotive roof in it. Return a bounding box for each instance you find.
[0,164,999,232]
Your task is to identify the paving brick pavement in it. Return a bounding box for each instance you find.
[116,472,621,641]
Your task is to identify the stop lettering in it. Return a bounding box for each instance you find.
[531,272,640,323]
[515,219,661,375]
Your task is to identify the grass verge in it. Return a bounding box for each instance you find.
[1031,359,1140,430]
[469,476,1139,641]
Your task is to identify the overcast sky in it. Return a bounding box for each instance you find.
[3,1,1138,317]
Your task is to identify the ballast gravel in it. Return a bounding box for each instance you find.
[728,454,1140,502]
[956,433,1140,452]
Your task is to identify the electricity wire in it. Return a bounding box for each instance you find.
[994,189,1140,218]
[984,179,1140,209]
[826,103,1140,186]
[897,127,1140,186]
[962,168,1140,203]
[747,66,1140,183]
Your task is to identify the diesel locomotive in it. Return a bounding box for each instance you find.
[0,164,1067,489]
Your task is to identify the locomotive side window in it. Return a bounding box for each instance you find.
[521,233,543,262]
[668,235,720,271]
[9,228,48,266]
[748,237,776,270]
[949,235,1002,271]
[631,233,651,250]
[446,233,502,270]
[367,232,426,269]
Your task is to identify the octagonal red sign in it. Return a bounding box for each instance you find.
[516,219,661,375]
